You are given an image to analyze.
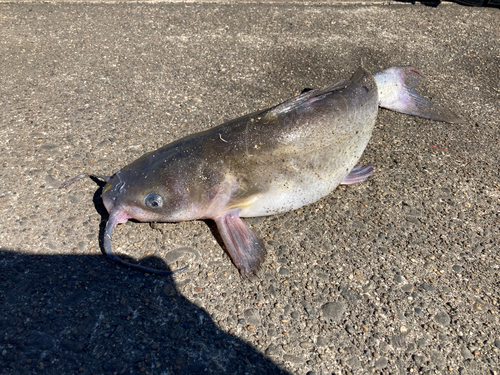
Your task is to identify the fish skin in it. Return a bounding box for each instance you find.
[96,66,461,277]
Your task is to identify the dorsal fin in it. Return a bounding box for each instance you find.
[268,80,349,117]
[268,68,369,117]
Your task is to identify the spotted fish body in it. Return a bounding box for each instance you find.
[98,66,461,277]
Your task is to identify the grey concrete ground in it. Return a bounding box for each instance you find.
[1,1,499,374]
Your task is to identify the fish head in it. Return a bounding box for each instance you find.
[102,173,166,224]
[101,155,196,225]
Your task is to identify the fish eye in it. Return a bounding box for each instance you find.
[144,193,163,209]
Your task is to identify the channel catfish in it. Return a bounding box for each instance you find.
[63,66,461,277]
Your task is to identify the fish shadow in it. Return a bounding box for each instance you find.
[393,0,441,6]
[0,249,289,374]
[204,219,229,260]
[90,182,107,217]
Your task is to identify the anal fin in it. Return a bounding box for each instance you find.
[341,165,374,185]
[215,210,267,278]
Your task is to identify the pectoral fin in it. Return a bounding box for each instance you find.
[341,165,374,185]
[215,210,267,278]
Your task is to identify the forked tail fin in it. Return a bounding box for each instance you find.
[374,66,464,124]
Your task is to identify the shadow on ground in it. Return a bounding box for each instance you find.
[0,250,289,375]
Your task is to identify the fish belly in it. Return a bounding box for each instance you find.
[238,170,345,217]
[239,114,377,217]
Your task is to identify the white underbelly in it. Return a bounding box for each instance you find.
[238,167,349,217]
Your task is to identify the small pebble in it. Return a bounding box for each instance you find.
[374,357,388,369]
[421,283,435,292]
[279,267,290,276]
[417,338,427,347]
[460,346,473,360]
[321,301,345,321]
[434,311,451,326]
[300,341,313,348]
[345,324,355,335]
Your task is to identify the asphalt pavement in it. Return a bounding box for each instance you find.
[0,1,499,374]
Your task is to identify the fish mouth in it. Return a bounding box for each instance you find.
[103,209,189,275]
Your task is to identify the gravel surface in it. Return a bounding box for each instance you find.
[1,2,499,374]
